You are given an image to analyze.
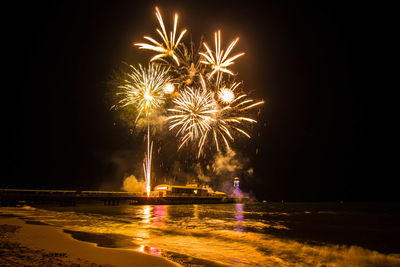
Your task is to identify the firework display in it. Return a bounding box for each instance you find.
[114,7,263,194]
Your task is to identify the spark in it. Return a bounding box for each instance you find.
[199,31,244,81]
[163,82,175,94]
[219,88,235,104]
[135,7,187,66]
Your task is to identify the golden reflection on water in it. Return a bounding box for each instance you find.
[135,205,167,256]
[193,204,199,219]
[136,244,160,256]
[140,205,152,224]
[135,205,153,240]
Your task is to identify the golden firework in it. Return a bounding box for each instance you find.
[115,63,172,123]
[167,76,263,157]
[206,94,264,155]
[167,76,217,152]
[199,30,244,81]
[135,7,187,66]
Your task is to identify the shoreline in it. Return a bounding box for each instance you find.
[0,214,180,267]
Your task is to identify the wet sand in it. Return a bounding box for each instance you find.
[0,215,180,267]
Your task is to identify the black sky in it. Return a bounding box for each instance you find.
[2,1,393,201]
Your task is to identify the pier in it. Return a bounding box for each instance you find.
[0,189,234,206]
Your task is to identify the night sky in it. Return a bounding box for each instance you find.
[2,1,393,201]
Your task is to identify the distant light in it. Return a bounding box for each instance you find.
[156,186,168,190]
[164,83,175,94]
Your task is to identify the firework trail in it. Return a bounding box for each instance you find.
[143,123,153,197]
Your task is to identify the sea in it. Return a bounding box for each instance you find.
[1,202,400,266]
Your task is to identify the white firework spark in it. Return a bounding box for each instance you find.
[218,82,240,104]
[163,82,175,94]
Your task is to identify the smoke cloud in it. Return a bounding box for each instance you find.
[170,161,197,185]
[195,163,211,183]
[121,175,146,192]
[209,149,254,195]
[213,149,243,175]
[136,111,167,131]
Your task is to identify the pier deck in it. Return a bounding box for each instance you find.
[0,189,235,206]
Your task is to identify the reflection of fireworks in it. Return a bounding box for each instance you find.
[135,7,187,66]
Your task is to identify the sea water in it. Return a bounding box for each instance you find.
[2,202,400,266]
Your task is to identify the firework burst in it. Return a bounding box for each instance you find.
[166,76,263,157]
[135,7,187,66]
[206,88,264,155]
[167,76,217,153]
[199,30,244,84]
[114,63,172,123]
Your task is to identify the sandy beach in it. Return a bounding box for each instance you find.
[0,214,180,267]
